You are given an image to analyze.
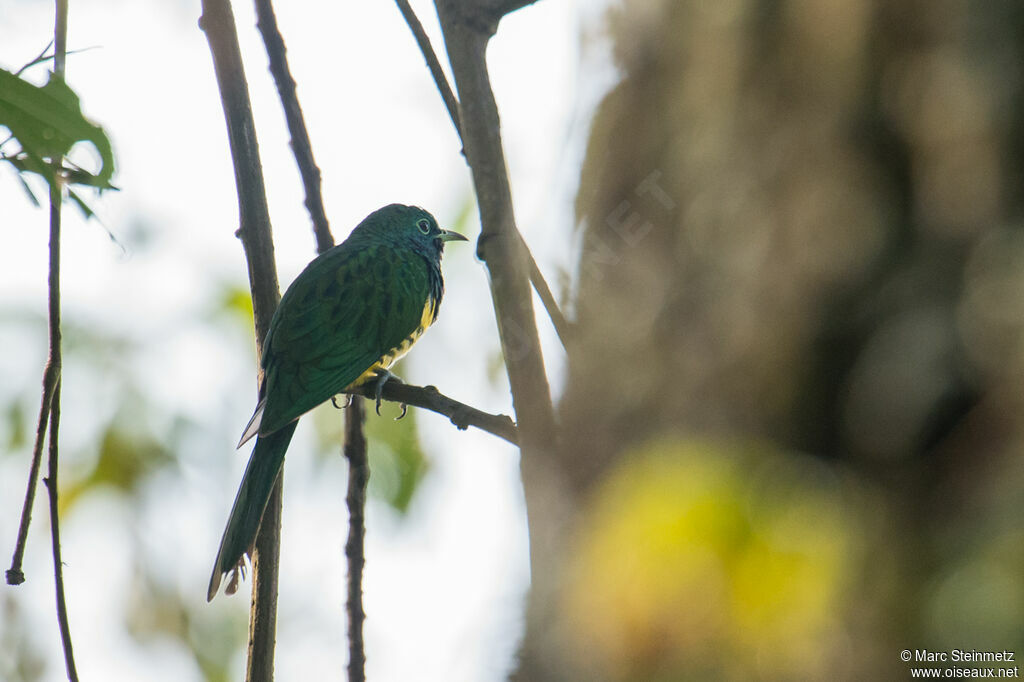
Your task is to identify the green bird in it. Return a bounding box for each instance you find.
[207,204,466,601]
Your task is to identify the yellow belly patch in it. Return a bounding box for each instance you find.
[345,297,437,390]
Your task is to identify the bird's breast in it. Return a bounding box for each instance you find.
[344,295,439,390]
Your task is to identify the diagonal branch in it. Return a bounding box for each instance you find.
[5,360,59,587]
[348,381,519,445]
[253,0,334,253]
[523,239,572,347]
[393,0,462,141]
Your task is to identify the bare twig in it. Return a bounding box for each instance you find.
[393,0,462,140]
[251,4,378,676]
[45,380,78,682]
[348,380,518,445]
[5,364,58,586]
[253,0,334,253]
[343,396,368,682]
[523,243,572,347]
[199,1,284,679]
[15,40,54,77]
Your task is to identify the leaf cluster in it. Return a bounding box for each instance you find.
[0,65,116,216]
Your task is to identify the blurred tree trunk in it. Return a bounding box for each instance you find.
[517,1,1024,679]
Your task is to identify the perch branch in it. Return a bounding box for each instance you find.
[348,381,519,446]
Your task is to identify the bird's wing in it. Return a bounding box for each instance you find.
[256,242,431,435]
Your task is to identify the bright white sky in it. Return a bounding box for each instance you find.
[1,1,615,680]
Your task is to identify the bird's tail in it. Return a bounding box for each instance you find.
[207,421,298,601]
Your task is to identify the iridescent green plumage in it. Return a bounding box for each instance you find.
[208,204,465,600]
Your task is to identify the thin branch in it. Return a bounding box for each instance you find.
[343,396,368,682]
[199,1,284,680]
[394,0,570,350]
[45,380,78,682]
[15,40,54,77]
[393,0,462,141]
[523,241,572,347]
[348,381,519,446]
[253,0,334,253]
[5,364,58,586]
[43,74,78,661]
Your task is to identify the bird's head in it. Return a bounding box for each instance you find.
[358,204,467,258]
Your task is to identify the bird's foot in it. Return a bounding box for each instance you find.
[372,369,407,418]
[331,395,352,409]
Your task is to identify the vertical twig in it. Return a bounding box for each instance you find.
[251,4,378,676]
[45,2,78,678]
[199,1,284,679]
[45,381,78,682]
[4,0,67,596]
[343,396,368,682]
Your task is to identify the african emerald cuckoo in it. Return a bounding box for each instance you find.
[208,203,466,600]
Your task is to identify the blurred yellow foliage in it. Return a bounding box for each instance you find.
[563,440,864,681]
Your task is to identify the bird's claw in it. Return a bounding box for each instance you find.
[372,369,406,417]
[395,403,408,421]
[331,395,352,409]
[373,370,391,416]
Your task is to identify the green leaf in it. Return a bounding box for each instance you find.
[0,67,115,188]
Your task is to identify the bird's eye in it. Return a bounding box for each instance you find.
[416,219,431,235]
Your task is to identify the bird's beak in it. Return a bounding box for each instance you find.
[439,229,468,242]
